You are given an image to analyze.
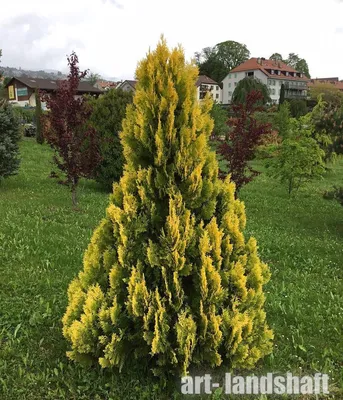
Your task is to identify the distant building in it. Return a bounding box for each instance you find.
[196,75,222,103]
[310,77,339,84]
[308,77,343,92]
[116,80,137,93]
[5,77,103,108]
[222,58,309,104]
[96,80,118,91]
[116,76,222,103]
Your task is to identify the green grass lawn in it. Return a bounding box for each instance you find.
[1,138,342,399]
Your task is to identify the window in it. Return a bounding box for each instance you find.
[216,93,219,99]
[234,73,237,78]
[234,82,237,87]
[286,71,289,76]
[272,89,276,95]
[268,79,271,85]
[228,82,231,88]
[211,85,214,90]
[246,71,254,77]
[228,91,232,96]
[271,69,275,75]
[216,86,219,90]
[229,74,231,79]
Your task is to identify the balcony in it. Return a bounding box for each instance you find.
[284,90,308,100]
[284,82,307,90]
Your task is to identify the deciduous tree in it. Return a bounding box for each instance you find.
[219,90,272,190]
[269,52,311,78]
[269,53,283,61]
[195,41,250,83]
[87,72,101,86]
[286,53,310,78]
[42,52,101,207]
[266,116,325,196]
[232,77,270,106]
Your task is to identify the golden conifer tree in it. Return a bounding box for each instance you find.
[62,38,273,377]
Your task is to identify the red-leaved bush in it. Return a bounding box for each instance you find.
[42,52,101,206]
[219,90,271,190]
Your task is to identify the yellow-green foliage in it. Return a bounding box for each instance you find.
[62,38,273,377]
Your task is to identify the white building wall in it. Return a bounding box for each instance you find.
[196,83,222,103]
[222,69,308,104]
[118,82,135,92]
[222,69,267,104]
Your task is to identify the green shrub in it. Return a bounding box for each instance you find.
[288,99,308,119]
[0,100,21,180]
[88,88,133,190]
[210,102,228,139]
[266,117,325,196]
[62,39,273,379]
[12,106,35,124]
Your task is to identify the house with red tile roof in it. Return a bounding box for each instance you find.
[222,57,309,104]
[196,75,222,103]
[96,80,118,91]
[308,77,343,92]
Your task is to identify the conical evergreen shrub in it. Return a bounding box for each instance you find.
[63,39,273,377]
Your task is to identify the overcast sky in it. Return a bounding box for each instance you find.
[1,0,343,80]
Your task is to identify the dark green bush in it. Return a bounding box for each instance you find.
[0,100,21,180]
[288,99,308,119]
[88,88,133,190]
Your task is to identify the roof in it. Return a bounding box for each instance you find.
[117,80,137,90]
[228,58,309,82]
[97,80,118,90]
[308,80,343,91]
[5,76,103,94]
[196,75,219,86]
[311,77,339,83]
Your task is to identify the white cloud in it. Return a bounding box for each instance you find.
[1,0,343,80]
[102,0,123,8]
